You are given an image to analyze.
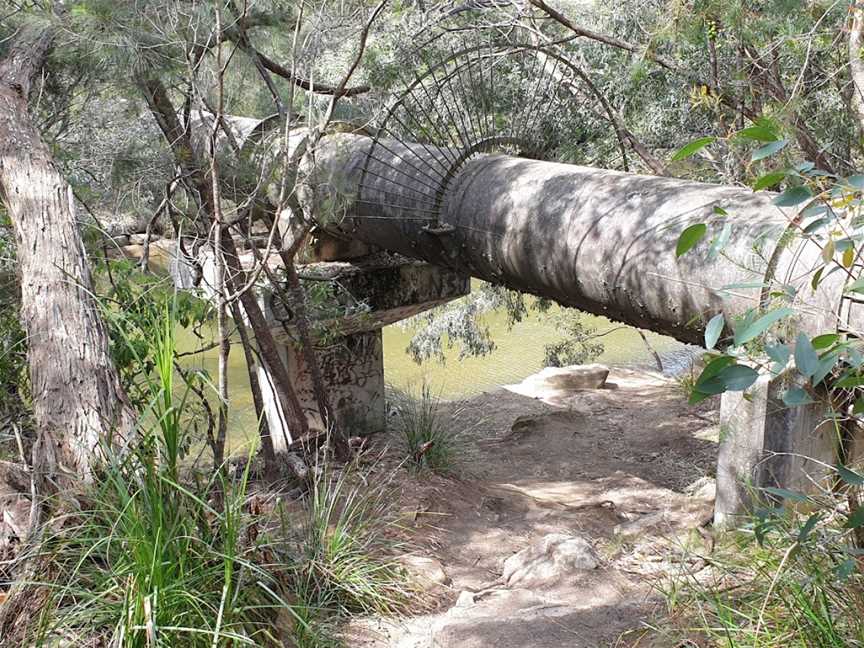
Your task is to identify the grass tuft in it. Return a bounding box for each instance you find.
[22,296,415,647]
[287,449,410,620]
[387,383,474,476]
[655,492,864,648]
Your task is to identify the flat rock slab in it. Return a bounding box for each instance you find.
[396,555,451,591]
[506,364,610,402]
[389,588,645,648]
[502,533,599,588]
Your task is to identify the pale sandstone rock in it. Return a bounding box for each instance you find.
[502,533,598,588]
[396,555,451,590]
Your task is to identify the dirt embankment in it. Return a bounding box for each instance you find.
[347,367,719,648]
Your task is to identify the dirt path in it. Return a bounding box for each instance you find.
[346,367,719,648]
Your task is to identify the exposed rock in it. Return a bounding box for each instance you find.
[506,364,610,402]
[396,555,451,590]
[685,476,716,501]
[455,590,476,607]
[502,533,598,588]
[97,212,149,237]
[536,364,609,390]
[106,234,129,247]
[129,233,156,245]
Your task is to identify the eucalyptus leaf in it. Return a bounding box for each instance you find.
[766,342,790,373]
[762,486,808,502]
[812,334,839,349]
[671,136,716,162]
[751,139,788,161]
[676,223,708,257]
[846,506,864,529]
[708,222,732,259]
[812,352,839,386]
[752,171,786,191]
[718,364,759,391]
[704,313,724,350]
[847,277,864,294]
[782,387,813,407]
[794,333,819,378]
[736,124,779,142]
[834,374,864,388]
[811,266,825,290]
[773,185,812,207]
[837,464,864,486]
[733,308,794,346]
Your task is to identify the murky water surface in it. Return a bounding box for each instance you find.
[176,300,697,449]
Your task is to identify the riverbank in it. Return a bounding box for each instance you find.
[344,366,719,647]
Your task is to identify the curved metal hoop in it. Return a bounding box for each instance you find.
[355,37,628,223]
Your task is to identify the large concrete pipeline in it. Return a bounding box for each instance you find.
[201,112,851,346]
[308,132,851,346]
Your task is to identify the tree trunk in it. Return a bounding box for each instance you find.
[219,234,311,446]
[0,25,136,489]
[230,300,279,478]
[137,74,312,448]
[850,2,864,145]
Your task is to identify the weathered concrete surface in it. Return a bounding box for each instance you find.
[197,249,469,446]
[197,115,850,345]
[309,132,850,346]
[196,117,854,519]
[257,328,385,451]
[714,373,838,526]
[259,253,470,340]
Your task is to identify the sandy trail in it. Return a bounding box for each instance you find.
[345,367,718,648]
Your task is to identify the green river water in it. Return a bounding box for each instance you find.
[176,304,690,450]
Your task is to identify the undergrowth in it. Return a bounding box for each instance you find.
[21,297,408,647]
[655,484,864,647]
[388,383,475,476]
[287,450,410,620]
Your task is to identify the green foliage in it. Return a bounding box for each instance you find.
[388,383,474,476]
[94,259,209,410]
[403,283,508,363]
[29,300,409,645]
[542,312,605,367]
[289,451,409,618]
[664,106,864,640]
[676,223,708,257]
[704,312,725,350]
[34,306,281,647]
[671,136,716,161]
[660,485,864,647]
[0,219,28,419]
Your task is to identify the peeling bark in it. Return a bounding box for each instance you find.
[849,1,864,141]
[0,25,136,489]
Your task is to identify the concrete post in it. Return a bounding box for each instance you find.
[714,374,839,527]
[194,247,470,451]
[256,329,386,452]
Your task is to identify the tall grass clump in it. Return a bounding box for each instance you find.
[388,383,473,476]
[286,449,409,620]
[23,292,415,646]
[30,303,286,647]
[658,481,864,647]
